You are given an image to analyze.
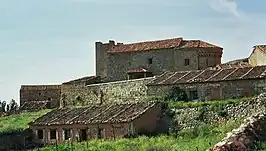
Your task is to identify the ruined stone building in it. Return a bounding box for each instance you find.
[29,102,161,145]
[96,37,223,81]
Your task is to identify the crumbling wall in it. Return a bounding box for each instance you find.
[20,85,61,109]
[173,93,266,131]
[209,113,266,151]
[60,77,155,107]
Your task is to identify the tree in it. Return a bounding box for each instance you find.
[9,99,18,111]
[1,101,7,112]
[165,86,188,102]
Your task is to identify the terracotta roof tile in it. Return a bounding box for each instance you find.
[29,102,158,126]
[148,65,266,85]
[62,76,101,85]
[20,101,51,111]
[108,37,222,53]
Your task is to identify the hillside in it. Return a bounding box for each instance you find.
[0,109,51,133]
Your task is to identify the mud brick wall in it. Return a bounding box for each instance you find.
[60,77,155,106]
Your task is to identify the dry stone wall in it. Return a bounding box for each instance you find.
[173,93,266,130]
[60,77,155,106]
[209,113,266,151]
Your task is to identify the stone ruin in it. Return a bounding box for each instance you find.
[209,93,266,151]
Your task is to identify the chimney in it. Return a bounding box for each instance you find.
[109,40,115,46]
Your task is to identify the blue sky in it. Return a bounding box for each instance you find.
[0,0,266,103]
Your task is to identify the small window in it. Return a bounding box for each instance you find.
[148,58,153,65]
[37,129,44,139]
[64,129,71,140]
[189,90,198,101]
[184,59,190,66]
[39,92,41,96]
[50,129,57,140]
[206,59,209,67]
[48,98,51,101]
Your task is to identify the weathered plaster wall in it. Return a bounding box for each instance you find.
[147,79,266,101]
[249,48,266,66]
[60,77,155,107]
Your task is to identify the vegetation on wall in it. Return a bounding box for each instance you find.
[164,86,188,102]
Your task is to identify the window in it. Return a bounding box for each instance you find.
[50,129,57,140]
[64,129,71,140]
[189,90,199,101]
[39,92,41,96]
[37,129,44,139]
[206,59,209,67]
[184,59,190,66]
[148,58,153,65]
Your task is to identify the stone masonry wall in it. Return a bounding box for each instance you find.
[60,77,155,107]
[148,79,266,101]
[20,85,61,108]
[174,93,266,130]
[209,112,266,151]
[106,48,220,82]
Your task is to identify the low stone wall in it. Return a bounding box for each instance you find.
[60,77,155,106]
[174,93,266,130]
[209,113,266,151]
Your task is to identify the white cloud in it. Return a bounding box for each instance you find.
[209,0,241,17]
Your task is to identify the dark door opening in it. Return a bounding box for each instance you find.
[80,129,87,141]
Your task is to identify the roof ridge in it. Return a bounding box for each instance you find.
[115,37,183,46]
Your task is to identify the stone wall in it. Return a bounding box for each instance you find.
[106,46,221,82]
[249,47,266,66]
[148,79,266,101]
[173,93,266,130]
[209,113,266,151]
[20,85,61,108]
[60,77,155,107]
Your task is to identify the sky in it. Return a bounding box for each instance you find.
[0,0,266,103]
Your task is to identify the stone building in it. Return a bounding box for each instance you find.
[96,37,223,81]
[29,102,161,145]
[20,85,61,110]
[248,45,266,66]
[147,65,266,101]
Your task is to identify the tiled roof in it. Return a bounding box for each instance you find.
[108,37,222,53]
[148,65,266,86]
[62,76,101,85]
[29,102,158,126]
[20,101,51,111]
[254,45,266,54]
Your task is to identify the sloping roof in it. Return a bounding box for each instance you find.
[254,45,266,54]
[29,102,158,126]
[108,37,222,53]
[148,65,266,86]
[20,101,50,111]
[62,76,101,85]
